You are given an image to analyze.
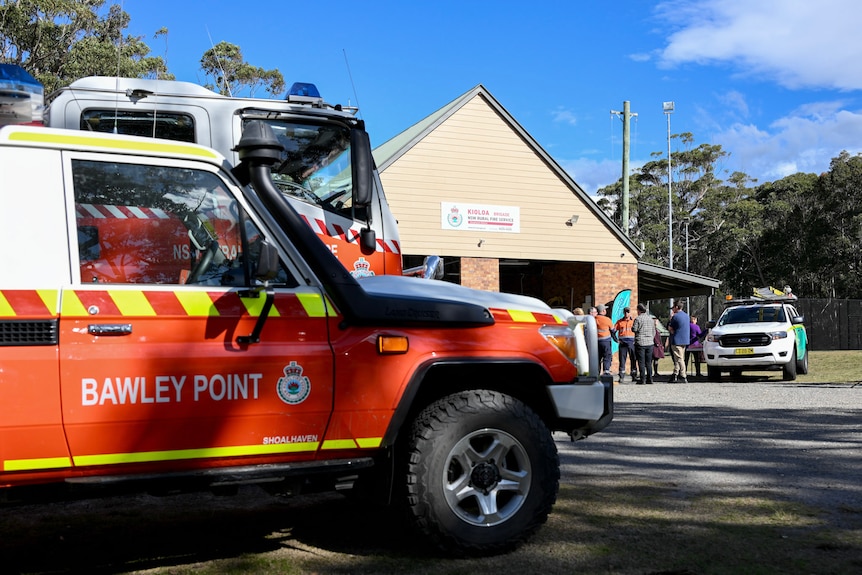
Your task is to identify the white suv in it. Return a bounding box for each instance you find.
[704,300,809,381]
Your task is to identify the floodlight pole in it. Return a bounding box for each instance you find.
[663,101,674,270]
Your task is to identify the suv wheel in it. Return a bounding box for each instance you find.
[782,349,798,381]
[796,348,809,375]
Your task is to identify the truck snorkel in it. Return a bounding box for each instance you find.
[233,120,493,328]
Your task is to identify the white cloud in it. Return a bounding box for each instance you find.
[716,90,749,120]
[552,107,579,126]
[716,105,862,180]
[657,0,862,90]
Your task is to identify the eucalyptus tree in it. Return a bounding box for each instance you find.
[200,41,284,97]
[597,131,732,274]
[0,0,169,94]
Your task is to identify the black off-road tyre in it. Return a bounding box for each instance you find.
[783,349,798,381]
[404,390,559,556]
[707,366,721,381]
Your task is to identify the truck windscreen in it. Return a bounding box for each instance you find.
[243,118,363,221]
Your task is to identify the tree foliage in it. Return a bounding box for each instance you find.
[598,133,862,302]
[200,41,284,97]
[0,0,170,93]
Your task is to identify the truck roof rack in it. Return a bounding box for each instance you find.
[724,286,798,306]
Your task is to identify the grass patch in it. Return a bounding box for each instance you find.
[657,349,862,384]
[106,478,861,575]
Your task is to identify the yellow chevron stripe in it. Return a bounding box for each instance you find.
[508,309,537,323]
[174,291,219,316]
[37,290,59,314]
[61,291,89,316]
[240,292,281,317]
[109,290,156,316]
[0,292,14,316]
[297,292,329,317]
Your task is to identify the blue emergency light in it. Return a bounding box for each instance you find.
[286,82,323,105]
[0,64,44,125]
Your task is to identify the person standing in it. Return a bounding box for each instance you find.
[594,304,614,376]
[652,319,665,375]
[667,301,691,383]
[632,303,656,385]
[614,307,636,382]
[685,316,704,378]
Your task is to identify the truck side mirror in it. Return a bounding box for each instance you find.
[255,241,280,282]
[360,227,377,254]
[423,255,444,280]
[351,128,373,207]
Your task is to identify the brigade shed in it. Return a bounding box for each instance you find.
[373,85,718,311]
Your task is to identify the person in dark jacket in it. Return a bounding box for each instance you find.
[632,303,656,385]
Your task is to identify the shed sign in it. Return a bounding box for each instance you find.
[441,202,520,233]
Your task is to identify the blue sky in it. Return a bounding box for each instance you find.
[122,0,862,195]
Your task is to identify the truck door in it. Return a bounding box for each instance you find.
[58,153,335,473]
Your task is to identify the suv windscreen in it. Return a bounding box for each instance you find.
[718,305,786,326]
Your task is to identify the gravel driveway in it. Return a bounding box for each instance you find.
[557,381,862,518]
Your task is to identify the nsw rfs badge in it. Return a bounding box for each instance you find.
[277,361,311,405]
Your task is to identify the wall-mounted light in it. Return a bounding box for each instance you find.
[477,238,485,247]
[565,215,579,227]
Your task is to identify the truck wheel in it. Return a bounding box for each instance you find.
[405,390,559,556]
[782,349,798,381]
[707,366,721,381]
[797,348,809,375]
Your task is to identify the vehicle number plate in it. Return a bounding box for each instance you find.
[734,348,754,355]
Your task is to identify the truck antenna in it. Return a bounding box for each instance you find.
[343,49,362,119]
[113,0,124,133]
[206,26,232,97]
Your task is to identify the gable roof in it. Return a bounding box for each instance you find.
[372,84,643,257]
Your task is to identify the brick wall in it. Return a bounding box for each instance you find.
[594,262,639,308]
[594,262,639,375]
[461,257,500,291]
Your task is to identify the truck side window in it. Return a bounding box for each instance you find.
[81,110,196,143]
[71,159,295,287]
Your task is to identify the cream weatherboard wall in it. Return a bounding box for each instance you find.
[377,93,637,265]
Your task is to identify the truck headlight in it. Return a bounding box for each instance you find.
[540,325,576,361]
[767,331,788,340]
